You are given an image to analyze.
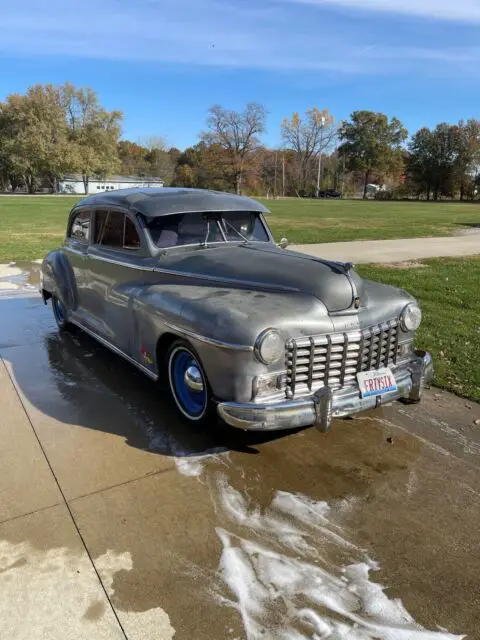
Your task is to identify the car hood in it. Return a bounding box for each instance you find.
[157,244,364,313]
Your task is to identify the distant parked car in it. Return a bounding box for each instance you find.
[317,189,342,199]
[40,188,432,432]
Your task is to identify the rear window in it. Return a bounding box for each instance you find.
[69,210,91,242]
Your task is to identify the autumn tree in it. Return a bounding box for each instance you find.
[281,108,336,196]
[339,111,407,199]
[0,98,32,191]
[172,141,229,190]
[408,124,458,200]
[200,103,266,194]
[117,139,177,184]
[407,121,480,200]
[62,83,122,194]
[453,119,480,200]
[0,85,74,192]
[117,140,149,176]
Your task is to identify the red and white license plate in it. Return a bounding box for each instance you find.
[356,368,397,398]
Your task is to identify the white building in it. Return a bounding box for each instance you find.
[58,175,164,195]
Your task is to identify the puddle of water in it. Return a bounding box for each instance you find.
[0,262,40,296]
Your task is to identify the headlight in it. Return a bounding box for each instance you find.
[400,303,422,331]
[254,329,284,365]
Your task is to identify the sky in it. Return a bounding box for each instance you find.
[0,0,479,149]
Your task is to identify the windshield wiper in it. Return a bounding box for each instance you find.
[223,219,249,243]
[202,218,211,247]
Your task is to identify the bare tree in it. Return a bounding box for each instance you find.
[201,103,267,194]
[281,108,336,196]
[135,135,175,183]
[136,135,169,152]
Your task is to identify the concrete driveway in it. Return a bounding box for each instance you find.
[292,229,480,263]
[1,264,480,639]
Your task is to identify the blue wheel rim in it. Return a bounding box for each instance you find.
[170,350,206,418]
[53,297,65,323]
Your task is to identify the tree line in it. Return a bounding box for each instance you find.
[1,83,479,200]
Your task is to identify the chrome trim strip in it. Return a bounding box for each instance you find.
[153,267,300,292]
[69,319,159,381]
[88,253,154,271]
[64,246,87,256]
[164,322,253,352]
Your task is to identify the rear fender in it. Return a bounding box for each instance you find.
[43,251,78,311]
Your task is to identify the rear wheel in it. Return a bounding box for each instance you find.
[51,294,69,330]
[166,340,212,425]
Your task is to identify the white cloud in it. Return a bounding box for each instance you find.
[287,0,480,22]
[0,0,479,75]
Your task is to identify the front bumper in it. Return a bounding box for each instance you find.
[217,350,433,432]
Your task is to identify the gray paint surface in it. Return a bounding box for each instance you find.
[73,187,269,218]
[41,189,417,404]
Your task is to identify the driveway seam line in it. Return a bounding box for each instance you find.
[1,357,129,640]
[68,465,177,504]
[0,501,64,528]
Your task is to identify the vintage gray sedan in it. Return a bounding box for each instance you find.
[40,188,433,432]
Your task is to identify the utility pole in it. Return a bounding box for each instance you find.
[282,154,285,197]
[341,154,346,197]
[274,151,278,199]
[316,116,326,198]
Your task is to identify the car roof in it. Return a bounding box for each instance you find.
[72,187,270,218]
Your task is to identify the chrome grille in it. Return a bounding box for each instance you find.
[286,320,398,396]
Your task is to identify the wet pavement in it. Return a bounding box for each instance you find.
[1,263,480,639]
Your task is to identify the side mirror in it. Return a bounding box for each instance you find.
[278,237,289,249]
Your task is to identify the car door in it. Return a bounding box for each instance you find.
[86,208,152,354]
[62,208,91,322]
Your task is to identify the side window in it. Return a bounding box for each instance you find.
[69,210,91,242]
[124,217,141,250]
[94,210,141,251]
[94,210,121,247]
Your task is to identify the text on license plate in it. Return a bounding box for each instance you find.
[356,368,397,398]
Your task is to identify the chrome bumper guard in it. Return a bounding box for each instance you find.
[217,351,433,432]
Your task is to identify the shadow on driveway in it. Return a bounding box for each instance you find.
[0,294,300,463]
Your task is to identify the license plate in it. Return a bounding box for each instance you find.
[356,368,397,398]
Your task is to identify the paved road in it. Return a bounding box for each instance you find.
[1,265,480,639]
[292,230,480,263]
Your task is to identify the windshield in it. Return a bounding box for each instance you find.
[147,211,270,248]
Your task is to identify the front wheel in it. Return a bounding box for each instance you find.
[166,340,213,426]
[51,294,69,330]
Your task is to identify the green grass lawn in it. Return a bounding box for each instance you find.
[262,198,480,244]
[358,257,480,403]
[0,195,479,262]
[0,196,79,262]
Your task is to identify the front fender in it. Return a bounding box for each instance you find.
[155,286,331,402]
